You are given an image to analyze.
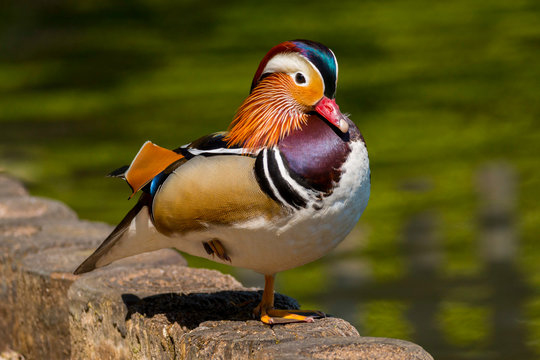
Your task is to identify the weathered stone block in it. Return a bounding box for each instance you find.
[14,247,185,360]
[178,318,360,359]
[0,197,76,224]
[69,262,246,359]
[257,336,434,360]
[0,177,93,352]
[0,219,111,352]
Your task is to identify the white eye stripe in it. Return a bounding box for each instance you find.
[262,54,313,81]
[263,53,308,74]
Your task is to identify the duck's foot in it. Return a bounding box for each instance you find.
[257,307,326,325]
[254,274,325,324]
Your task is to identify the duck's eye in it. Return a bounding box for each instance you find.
[294,72,306,85]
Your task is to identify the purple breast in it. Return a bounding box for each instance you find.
[278,114,359,193]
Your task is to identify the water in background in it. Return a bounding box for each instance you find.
[1,1,539,359]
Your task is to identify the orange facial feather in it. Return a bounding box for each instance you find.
[226,74,309,151]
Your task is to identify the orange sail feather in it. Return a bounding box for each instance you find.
[124,141,184,197]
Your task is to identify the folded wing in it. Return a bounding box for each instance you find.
[74,136,282,274]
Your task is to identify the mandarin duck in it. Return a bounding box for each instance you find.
[74,40,371,324]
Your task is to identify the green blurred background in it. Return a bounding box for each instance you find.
[1,1,539,359]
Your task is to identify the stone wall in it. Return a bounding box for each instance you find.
[0,174,433,360]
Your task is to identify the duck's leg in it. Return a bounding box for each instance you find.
[253,274,325,324]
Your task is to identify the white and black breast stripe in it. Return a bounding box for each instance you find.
[254,148,320,210]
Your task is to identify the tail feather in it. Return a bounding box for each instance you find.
[74,194,149,275]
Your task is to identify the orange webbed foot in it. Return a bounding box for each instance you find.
[254,274,325,325]
[258,308,326,324]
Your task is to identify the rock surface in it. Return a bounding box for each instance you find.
[179,318,360,359]
[0,174,434,360]
[258,337,434,360]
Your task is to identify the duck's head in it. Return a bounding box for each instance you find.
[227,40,348,151]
